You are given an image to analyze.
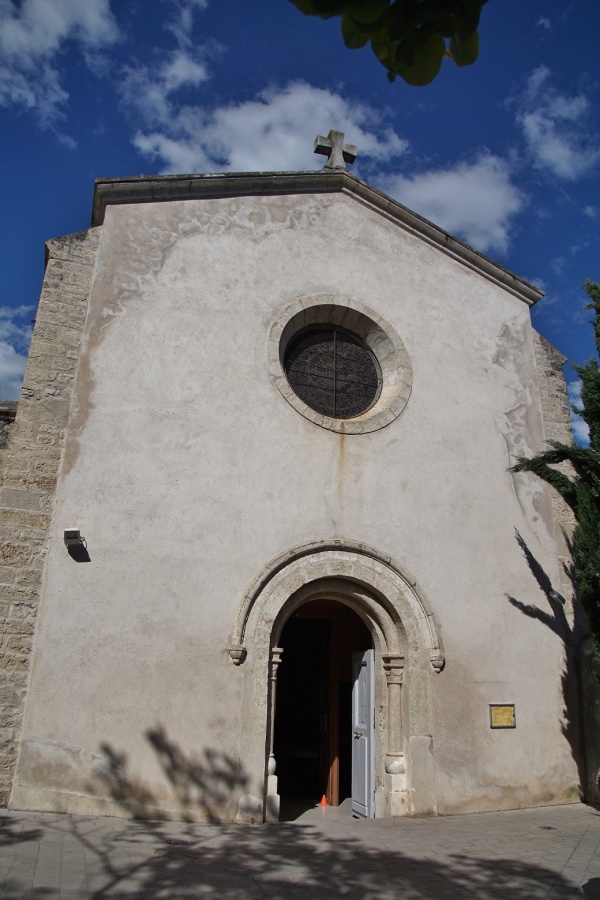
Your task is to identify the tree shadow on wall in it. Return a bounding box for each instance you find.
[506,529,585,794]
[43,724,595,899]
[90,725,248,824]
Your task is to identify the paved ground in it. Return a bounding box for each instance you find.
[0,801,598,899]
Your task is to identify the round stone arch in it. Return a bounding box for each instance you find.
[230,542,444,823]
[267,294,413,434]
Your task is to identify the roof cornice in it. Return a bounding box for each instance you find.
[92,170,542,307]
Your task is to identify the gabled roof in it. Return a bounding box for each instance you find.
[92,170,542,307]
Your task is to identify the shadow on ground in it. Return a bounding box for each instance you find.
[1,807,599,899]
[0,721,597,898]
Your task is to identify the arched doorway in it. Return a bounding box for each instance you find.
[274,599,372,818]
[230,542,445,824]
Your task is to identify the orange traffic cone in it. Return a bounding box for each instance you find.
[319,794,328,808]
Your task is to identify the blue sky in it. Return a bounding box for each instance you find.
[0,1,598,441]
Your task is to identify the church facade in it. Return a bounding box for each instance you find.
[0,140,584,822]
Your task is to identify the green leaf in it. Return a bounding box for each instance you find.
[511,453,579,512]
[436,14,461,39]
[450,29,479,67]
[341,14,370,48]
[394,30,445,86]
[393,31,417,67]
[346,0,389,25]
[370,28,395,70]
[387,1,416,42]
[288,0,318,14]
[288,0,346,18]
[460,0,486,31]
[288,0,489,86]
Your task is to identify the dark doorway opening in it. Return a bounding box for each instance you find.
[274,599,372,819]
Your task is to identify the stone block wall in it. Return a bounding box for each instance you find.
[0,403,18,487]
[0,228,99,806]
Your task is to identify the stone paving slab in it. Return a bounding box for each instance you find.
[0,803,598,898]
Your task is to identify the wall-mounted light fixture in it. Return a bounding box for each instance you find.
[63,528,91,562]
[64,528,83,548]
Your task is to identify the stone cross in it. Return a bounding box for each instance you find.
[314,129,357,170]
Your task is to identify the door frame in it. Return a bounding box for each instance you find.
[273,601,373,809]
[230,542,444,823]
[266,581,395,821]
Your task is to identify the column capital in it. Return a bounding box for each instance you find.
[382,653,405,684]
[270,646,284,675]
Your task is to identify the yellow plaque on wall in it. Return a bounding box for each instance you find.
[489,704,516,729]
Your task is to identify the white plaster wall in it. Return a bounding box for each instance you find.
[13,191,580,818]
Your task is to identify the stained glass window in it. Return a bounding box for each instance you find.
[284,327,381,419]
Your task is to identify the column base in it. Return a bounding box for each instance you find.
[265,774,280,822]
[379,771,408,817]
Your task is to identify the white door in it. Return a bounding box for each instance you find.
[351,649,374,818]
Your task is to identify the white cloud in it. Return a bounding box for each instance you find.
[126,11,517,258]
[570,240,590,255]
[536,17,552,30]
[0,305,34,399]
[529,276,546,293]
[121,48,211,125]
[162,51,208,92]
[0,0,119,122]
[132,73,522,256]
[514,67,600,180]
[165,0,208,48]
[583,205,597,219]
[568,379,590,446]
[132,80,408,174]
[0,304,33,350]
[124,3,407,184]
[0,341,27,399]
[119,0,218,141]
[381,154,525,255]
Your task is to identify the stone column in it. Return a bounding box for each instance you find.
[265,646,283,822]
[382,654,407,816]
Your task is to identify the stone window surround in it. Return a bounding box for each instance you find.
[267,294,413,434]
